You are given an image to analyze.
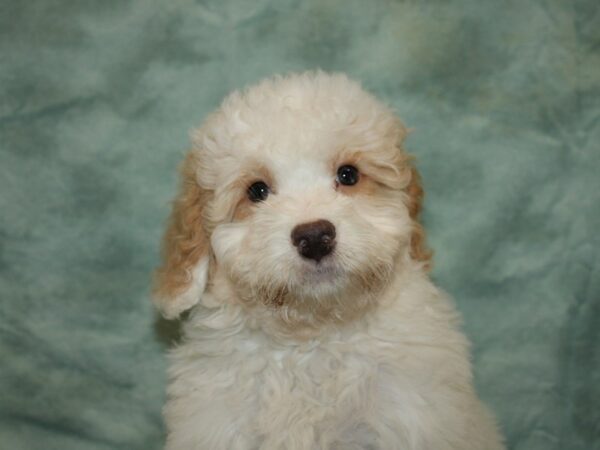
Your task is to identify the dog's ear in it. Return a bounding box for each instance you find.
[405,163,432,270]
[153,151,210,319]
[391,119,432,270]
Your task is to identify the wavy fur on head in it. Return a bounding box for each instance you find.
[153,71,505,449]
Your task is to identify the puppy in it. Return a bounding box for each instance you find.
[154,72,505,450]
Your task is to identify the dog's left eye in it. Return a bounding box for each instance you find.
[247,181,270,202]
[336,165,359,186]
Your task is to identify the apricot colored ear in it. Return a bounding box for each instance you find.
[153,152,210,319]
[405,164,432,270]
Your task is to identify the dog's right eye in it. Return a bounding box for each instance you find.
[247,181,270,202]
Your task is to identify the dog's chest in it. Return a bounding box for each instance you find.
[224,335,384,446]
[253,339,376,404]
[167,307,483,449]
[248,331,431,440]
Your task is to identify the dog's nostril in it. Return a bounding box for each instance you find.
[291,219,336,262]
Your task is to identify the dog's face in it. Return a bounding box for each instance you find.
[154,73,429,326]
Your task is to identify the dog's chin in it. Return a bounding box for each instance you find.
[291,256,389,300]
[298,257,343,284]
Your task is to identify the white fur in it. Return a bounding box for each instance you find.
[159,72,505,449]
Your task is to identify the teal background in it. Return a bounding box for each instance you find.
[1,1,599,449]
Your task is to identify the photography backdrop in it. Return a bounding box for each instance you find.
[1,1,599,449]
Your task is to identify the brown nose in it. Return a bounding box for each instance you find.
[291,219,336,262]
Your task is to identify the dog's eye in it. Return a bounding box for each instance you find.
[247,181,270,202]
[336,165,359,186]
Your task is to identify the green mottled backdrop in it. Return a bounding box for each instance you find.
[1,1,598,449]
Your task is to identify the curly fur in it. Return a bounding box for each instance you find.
[153,71,505,449]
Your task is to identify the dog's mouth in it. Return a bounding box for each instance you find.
[299,259,343,284]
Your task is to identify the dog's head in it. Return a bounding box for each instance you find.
[154,72,430,326]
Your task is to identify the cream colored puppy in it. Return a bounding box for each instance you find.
[154,72,505,450]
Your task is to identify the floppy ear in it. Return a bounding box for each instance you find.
[391,118,432,269]
[405,163,432,270]
[153,151,210,319]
